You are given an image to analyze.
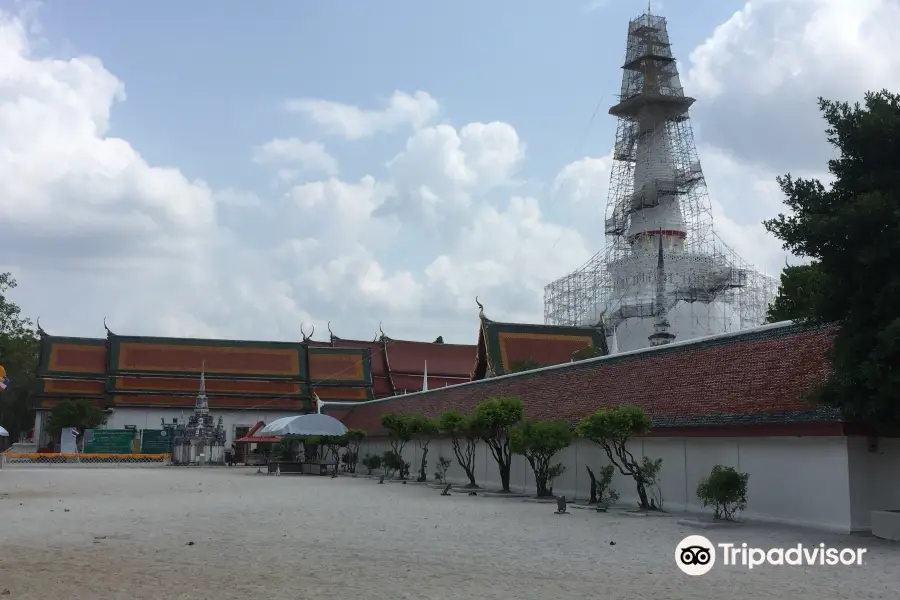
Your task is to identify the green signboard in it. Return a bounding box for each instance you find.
[82,429,135,454]
[140,429,174,454]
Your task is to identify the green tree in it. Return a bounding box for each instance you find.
[380,413,414,479]
[575,405,656,510]
[763,91,900,430]
[438,410,480,488]
[46,398,106,440]
[0,272,40,441]
[509,420,573,497]
[408,414,438,482]
[766,263,823,323]
[472,396,524,492]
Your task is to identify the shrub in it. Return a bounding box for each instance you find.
[696,465,749,521]
[586,464,619,505]
[361,453,382,475]
[509,419,572,497]
[382,450,409,480]
[434,456,451,483]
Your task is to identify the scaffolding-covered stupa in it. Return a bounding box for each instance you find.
[543,9,776,352]
[172,362,226,465]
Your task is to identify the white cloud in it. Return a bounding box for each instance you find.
[252,138,338,176]
[684,0,900,171]
[285,90,440,140]
[0,0,886,345]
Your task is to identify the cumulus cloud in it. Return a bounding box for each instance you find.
[285,90,440,140]
[252,138,338,176]
[0,0,883,344]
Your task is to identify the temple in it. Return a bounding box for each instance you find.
[472,300,609,379]
[31,304,612,449]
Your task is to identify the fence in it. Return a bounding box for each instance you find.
[1,452,170,466]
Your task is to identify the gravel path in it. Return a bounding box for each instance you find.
[1,468,898,599]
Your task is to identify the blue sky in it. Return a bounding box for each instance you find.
[0,0,892,342]
[36,0,743,197]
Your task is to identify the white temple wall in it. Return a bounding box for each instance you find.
[845,436,900,531]
[103,407,301,445]
[358,435,873,533]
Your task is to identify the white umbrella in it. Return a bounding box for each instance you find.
[259,414,348,437]
[0,425,9,437]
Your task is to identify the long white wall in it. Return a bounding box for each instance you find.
[102,407,301,446]
[357,435,900,533]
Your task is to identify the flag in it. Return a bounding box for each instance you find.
[314,393,323,414]
[69,427,79,438]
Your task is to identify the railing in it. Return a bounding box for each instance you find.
[1,452,170,465]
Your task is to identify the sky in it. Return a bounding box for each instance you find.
[0,0,897,344]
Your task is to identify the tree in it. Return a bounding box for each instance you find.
[763,91,900,430]
[575,405,657,510]
[473,396,524,492]
[318,434,347,466]
[0,272,40,442]
[508,358,542,373]
[696,465,749,521]
[46,398,106,440]
[766,263,823,323]
[343,428,366,473]
[572,345,605,362]
[408,414,438,482]
[509,420,572,497]
[380,413,415,479]
[438,410,481,488]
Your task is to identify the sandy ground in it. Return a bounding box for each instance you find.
[1,467,898,599]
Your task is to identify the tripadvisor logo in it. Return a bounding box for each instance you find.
[675,535,867,575]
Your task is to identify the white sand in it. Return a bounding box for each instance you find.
[1,467,897,599]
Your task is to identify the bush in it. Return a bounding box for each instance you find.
[434,457,451,483]
[382,450,409,480]
[696,465,749,521]
[361,453,382,475]
[586,464,619,505]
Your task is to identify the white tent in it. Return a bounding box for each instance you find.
[259,414,348,437]
[0,425,8,437]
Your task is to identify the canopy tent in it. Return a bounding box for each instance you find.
[0,425,8,437]
[259,414,347,437]
[235,434,281,444]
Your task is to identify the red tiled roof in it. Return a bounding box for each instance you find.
[330,337,392,396]
[384,339,477,376]
[341,324,839,434]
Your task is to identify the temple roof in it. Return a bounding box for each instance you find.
[339,322,839,435]
[472,301,609,379]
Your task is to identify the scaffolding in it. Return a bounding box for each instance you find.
[544,12,776,350]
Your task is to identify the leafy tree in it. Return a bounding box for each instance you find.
[381,450,407,479]
[0,273,40,441]
[763,91,900,430]
[585,464,619,505]
[572,345,605,362]
[438,410,481,488]
[509,420,572,497]
[380,413,414,478]
[46,398,106,440]
[343,428,366,473]
[575,405,658,510]
[473,396,524,492]
[408,414,438,482]
[509,358,542,373]
[766,263,823,323]
[318,434,347,466]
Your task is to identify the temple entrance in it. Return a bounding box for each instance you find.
[234,426,250,464]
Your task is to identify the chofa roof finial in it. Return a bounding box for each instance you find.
[36,316,46,337]
[378,322,386,340]
[307,324,315,340]
[300,321,306,340]
[327,321,334,340]
[476,296,485,319]
[103,317,115,336]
